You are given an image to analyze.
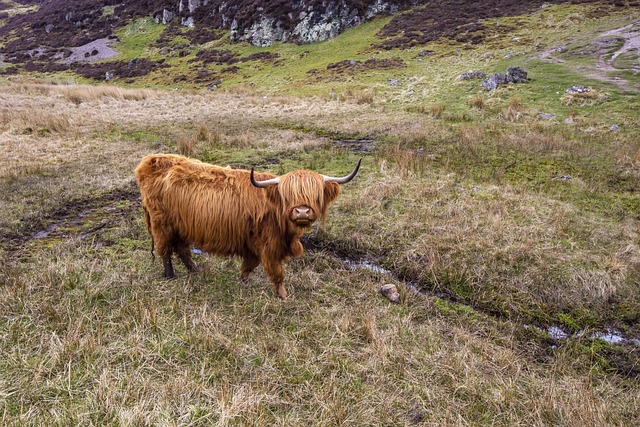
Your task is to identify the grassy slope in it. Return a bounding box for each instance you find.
[1,1,640,425]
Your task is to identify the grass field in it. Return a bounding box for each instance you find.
[1,1,640,426]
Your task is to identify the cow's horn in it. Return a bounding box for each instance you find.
[250,166,280,188]
[323,158,362,184]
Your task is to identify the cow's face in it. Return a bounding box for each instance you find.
[279,172,328,228]
[250,160,360,229]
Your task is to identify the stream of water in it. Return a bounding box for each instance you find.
[343,257,640,348]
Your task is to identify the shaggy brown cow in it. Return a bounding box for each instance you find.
[135,154,360,298]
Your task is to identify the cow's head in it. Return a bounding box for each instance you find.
[251,159,361,228]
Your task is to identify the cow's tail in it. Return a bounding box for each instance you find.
[142,206,155,261]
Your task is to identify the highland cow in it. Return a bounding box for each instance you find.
[135,154,360,298]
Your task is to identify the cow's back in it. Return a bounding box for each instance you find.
[136,154,277,257]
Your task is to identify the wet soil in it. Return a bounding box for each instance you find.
[2,183,141,253]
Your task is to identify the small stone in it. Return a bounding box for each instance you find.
[379,284,400,303]
[565,84,590,94]
[459,71,486,80]
[610,124,620,131]
[539,113,554,120]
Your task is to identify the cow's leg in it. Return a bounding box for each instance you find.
[263,259,287,298]
[150,218,175,279]
[175,239,198,273]
[240,253,260,283]
[162,252,175,279]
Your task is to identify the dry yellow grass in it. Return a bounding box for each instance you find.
[429,102,445,118]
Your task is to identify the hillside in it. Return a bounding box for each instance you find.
[2,0,635,88]
[0,0,639,425]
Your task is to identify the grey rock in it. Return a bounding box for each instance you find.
[610,124,620,131]
[459,71,486,80]
[162,9,174,25]
[181,16,195,28]
[379,284,400,303]
[539,113,554,120]
[481,73,509,91]
[481,66,528,90]
[180,0,205,14]
[105,71,114,81]
[506,66,528,83]
[565,85,590,94]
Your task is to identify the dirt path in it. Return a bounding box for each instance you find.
[538,22,640,92]
[588,22,640,92]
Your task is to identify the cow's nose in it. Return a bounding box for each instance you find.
[295,207,310,218]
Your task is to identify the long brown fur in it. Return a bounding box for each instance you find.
[134,154,343,298]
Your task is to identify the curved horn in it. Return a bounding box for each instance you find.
[323,158,362,184]
[250,166,280,188]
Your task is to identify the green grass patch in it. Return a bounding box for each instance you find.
[114,17,165,60]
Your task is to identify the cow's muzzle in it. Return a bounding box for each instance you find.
[291,206,314,226]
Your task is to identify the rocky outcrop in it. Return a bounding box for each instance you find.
[177,0,408,47]
[481,66,528,91]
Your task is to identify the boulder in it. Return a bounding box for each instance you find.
[506,66,527,83]
[481,73,509,91]
[481,66,528,90]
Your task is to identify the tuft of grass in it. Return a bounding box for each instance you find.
[62,85,153,104]
[501,97,524,122]
[0,107,70,134]
[177,135,195,156]
[355,88,376,104]
[429,103,445,119]
[469,95,486,110]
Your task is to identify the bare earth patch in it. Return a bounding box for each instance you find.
[57,38,119,64]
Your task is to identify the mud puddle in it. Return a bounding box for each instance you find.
[3,184,140,252]
[331,138,375,153]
